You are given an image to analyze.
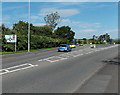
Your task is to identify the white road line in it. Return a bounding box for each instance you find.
[44,56,67,63]
[6,63,29,70]
[0,70,9,75]
[74,54,83,57]
[0,63,38,75]
[28,64,35,67]
[4,69,9,72]
[8,65,37,73]
[56,56,67,59]
[44,59,59,63]
[45,56,57,60]
[38,59,43,62]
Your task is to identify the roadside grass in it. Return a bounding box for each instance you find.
[1,47,57,55]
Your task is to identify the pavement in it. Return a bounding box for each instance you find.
[75,58,119,93]
[1,44,118,93]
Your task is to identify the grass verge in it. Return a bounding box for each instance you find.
[1,47,57,55]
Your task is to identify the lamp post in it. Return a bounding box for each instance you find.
[65,33,68,44]
[28,0,30,52]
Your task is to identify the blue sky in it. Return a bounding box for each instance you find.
[2,2,118,39]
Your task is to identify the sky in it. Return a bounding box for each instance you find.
[1,0,119,2]
[2,2,118,39]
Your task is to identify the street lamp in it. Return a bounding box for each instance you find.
[65,33,68,44]
[28,0,30,52]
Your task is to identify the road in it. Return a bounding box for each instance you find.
[1,44,118,93]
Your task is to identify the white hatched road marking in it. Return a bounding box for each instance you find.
[43,56,67,63]
[74,54,83,57]
[0,63,38,75]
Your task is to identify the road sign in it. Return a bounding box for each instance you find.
[5,35,17,43]
[5,35,17,52]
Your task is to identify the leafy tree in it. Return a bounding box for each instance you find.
[44,12,60,31]
[98,33,110,42]
[105,33,110,42]
[54,26,75,42]
[13,21,29,35]
[31,25,52,36]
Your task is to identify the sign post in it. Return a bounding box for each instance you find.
[5,35,17,52]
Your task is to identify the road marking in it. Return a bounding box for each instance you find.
[0,69,9,75]
[74,54,83,57]
[38,59,43,62]
[43,56,67,63]
[0,63,38,75]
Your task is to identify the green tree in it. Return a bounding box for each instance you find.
[105,33,110,42]
[54,26,75,42]
[31,25,52,36]
[13,21,29,35]
[98,33,110,43]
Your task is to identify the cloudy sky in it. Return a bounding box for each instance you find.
[2,2,118,39]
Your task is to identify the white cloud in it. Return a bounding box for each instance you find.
[33,23,46,26]
[80,29,97,32]
[75,29,118,39]
[30,15,42,20]
[39,8,80,17]
[79,22,101,28]
[59,19,101,28]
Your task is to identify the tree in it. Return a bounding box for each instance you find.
[98,33,110,42]
[31,25,52,36]
[44,12,60,31]
[54,26,75,42]
[105,33,110,42]
[13,21,29,35]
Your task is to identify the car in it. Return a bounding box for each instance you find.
[79,44,83,46]
[58,44,72,52]
[69,44,76,48]
[90,44,96,48]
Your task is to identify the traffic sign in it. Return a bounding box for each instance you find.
[5,35,17,43]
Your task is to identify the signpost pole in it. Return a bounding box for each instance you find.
[15,42,16,52]
[14,35,17,52]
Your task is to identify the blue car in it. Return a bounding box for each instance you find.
[58,44,72,52]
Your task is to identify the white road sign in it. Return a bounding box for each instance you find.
[5,35,17,43]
